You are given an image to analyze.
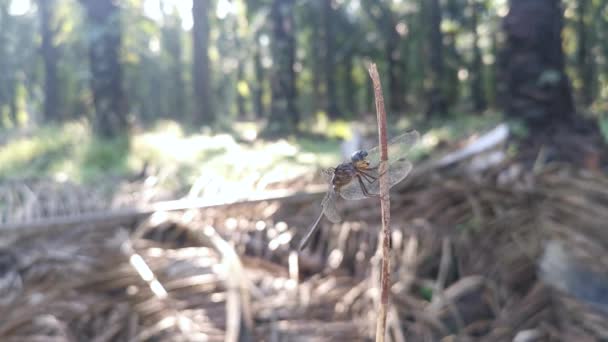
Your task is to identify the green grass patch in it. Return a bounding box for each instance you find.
[0,113,507,196]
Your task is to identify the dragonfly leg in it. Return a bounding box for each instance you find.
[361,168,390,185]
[357,175,380,198]
[358,170,377,183]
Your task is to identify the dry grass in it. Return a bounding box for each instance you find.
[0,158,607,341]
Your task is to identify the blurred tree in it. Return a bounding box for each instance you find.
[235,1,250,119]
[38,0,60,122]
[323,0,340,118]
[161,4,186,120]
[361,0,407,114]
[79,0,128,137]
[267,0,298,135]
[443,0,465,108]
[502,0,575,128]
[192,0,214,125]
[427,0,448,116]
[247,0,268,119]
[576,0,593,106]
[0,0,10,126]
[470,0,486,111]
[309,3,322,115]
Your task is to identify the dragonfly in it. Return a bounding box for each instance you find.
[299,131,419,250]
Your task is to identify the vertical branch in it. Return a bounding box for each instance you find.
[368,63,391,342]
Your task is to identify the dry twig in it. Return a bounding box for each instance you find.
[368,63,392,342]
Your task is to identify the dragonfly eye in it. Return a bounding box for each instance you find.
[350,150,368,162]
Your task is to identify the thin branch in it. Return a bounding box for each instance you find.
[368,63,391,342]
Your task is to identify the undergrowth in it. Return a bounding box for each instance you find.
[0,113,506,195]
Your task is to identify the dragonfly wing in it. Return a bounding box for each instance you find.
[358,160,413,195]
[338,178,367,200]
[366,131,420,166]
[321,190,342,223]
[320,167,335,183]
[339,159,413,197]
[300,191,341,251]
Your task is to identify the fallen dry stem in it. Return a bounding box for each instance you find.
[368,63,391,342]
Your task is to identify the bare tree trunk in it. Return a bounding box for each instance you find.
[470,0,486,112]
[386,33,406,113]
[80,0,128,138]
[343,53,355,116]
[323,0,340,118]
[502,0,575,128]
[311,8,321,114]
[576,0,593,106]
[427,0,447,116]
[0,0,9,125]
[162,10,185,121]
[192,0,214,125]
[361,0,406,113]
[267,0,298,135]
[38,0,60,122]
[253,31,265,119]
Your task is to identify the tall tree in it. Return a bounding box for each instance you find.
[576,0,593,106]
[427,0,448,116]
[470,0,486,111]
[502,0,574,128]
[267,0,298,135]
[253,29,266,119]
[38,0,60,122]
[309,4,322,115]
[361,0,407,113]
[80,0,128,137]
[192,0,214,125]
[0,0,10,125]
[161,6,186,120]
[323,0,340,118]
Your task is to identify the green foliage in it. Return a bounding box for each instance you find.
[0,122,86,178]
[80,135,130,181]
[419,286,434,301]
[599,113,608,143]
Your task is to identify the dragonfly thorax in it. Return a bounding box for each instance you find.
[331,162,358,191]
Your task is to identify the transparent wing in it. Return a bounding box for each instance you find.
[338,177,366,200]
[338,159,413,200]
[299,189,341,251]
[365,131,420,166]
[320,167,335,183]
[321,189,341,223]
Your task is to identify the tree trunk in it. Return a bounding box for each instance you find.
[235,29,247,119]
[576,0,593,106]
[267,0,298,135]
[253,31,265,119]
[470,0,486,112]
[386,32,406,113]
[162,11,185,121]
[323,0,340,118]
[311,7,321,114]
[0,0,8,124]
[192,0,214,125]
[502,0,575,128]
[360,0,406,114]
[343,53,355,116]
[38,0,60,122]
[80,0,128,138]
[427,0,447,116]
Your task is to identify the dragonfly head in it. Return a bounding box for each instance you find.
[351,150,370,168]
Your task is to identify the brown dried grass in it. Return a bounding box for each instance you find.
[1,159,607,341]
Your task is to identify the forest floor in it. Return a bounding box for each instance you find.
[1,123,608,340]
[2,114,607,341]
